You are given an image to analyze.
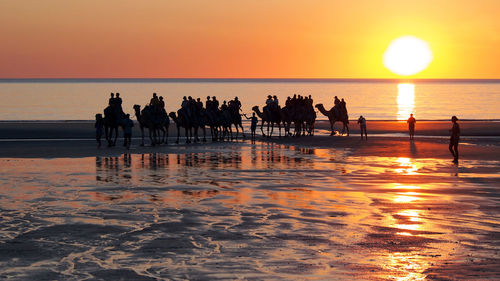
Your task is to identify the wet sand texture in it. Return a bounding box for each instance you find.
[0,141,499,279]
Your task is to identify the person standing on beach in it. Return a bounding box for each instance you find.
[357,115,367,140]
[407,113,416,140]
[123,114,134,149]
[95,114,104,148]
[244,113,258,140]
[449,116,460,163]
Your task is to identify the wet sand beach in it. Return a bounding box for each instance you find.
[0,123,499,280]
[1,120,499,139]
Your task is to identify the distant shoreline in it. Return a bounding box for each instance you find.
[1,78,500,83]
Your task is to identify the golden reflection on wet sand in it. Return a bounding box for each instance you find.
[0,142,499,279]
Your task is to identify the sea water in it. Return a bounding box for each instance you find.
[0,79,499,120]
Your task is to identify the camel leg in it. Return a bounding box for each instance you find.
[161,127,166,143]
[239,124,245,138]
[104,126,110,147]
[345,123,349,136]
[269,123,273,138]
[185,127,190,144]
[260,121,265,137]
[330,120,335,136]
[148,128,155,146]
[140,126,145,146]
[164,125,169,144]
[202,126,207,142]
[175,125,180,144]
[113,127,118,146]
[165,125,170,144]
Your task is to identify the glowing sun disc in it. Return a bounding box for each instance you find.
[383,36,433,76]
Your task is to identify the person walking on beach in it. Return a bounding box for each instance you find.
[123,114,134,149]
[95,113,104,148]
[449,116,460,163]
[357,115,367,140]
[407,113,416,140]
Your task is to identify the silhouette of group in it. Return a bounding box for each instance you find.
[252,94,317,138]
[96,91,461,164]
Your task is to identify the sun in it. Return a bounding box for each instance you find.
[383,36,433,76]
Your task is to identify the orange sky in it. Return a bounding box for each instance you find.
[0,0,499,79]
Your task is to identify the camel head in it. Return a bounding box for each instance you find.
[168,112,177,119]
[315,103,323,109]
[251,106,259,112]
[133,104,141,112]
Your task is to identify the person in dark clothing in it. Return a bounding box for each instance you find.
[234,97,242,111]
[206,96,212,110]
[150,93,160,107]
[334,96,340,106]
[115,93,123,116]
[196,98,203,111]
[95,113,104,148]
[108,93,115,106]
[407,114,416,140]
[244,112,258,140]
[123,114,134,149]
[212,96,219,109]
[221,100,228,111]
[357,115,367,140]
[449,116,460,163]
[159,96,165,109]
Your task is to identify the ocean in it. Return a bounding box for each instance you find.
[0,79,499,121]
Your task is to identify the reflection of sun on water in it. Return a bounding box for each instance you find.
[397,83,415,120]
[395,157,418,174]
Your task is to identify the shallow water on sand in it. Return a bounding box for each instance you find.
[0,142,499,280]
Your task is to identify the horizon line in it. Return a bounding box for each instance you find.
[1,78,500,83]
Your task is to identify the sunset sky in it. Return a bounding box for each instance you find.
[1,0,499,79]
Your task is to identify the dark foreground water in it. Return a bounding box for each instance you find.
[0,142,499,280]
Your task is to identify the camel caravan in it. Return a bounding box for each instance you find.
[95,92,350,147]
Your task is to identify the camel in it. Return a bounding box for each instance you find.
[103,105,123,146]
[205,109,220,141]
[229,106,245,139]
[169,109,193,144]
[303,108,316,136]
[315,103,349,136]
[133,104,164,146]
[252,105,282,138]
[279,106,293,136]
[192,109,208,142]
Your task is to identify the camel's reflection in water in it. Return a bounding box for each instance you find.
[95,142,318,188]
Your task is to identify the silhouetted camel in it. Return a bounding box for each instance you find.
[104,105,124,146]
[169,110,193,144]
[134,104,167,146]
[229,106,245,139]
[252,105,282,138]
[315,103,349,136]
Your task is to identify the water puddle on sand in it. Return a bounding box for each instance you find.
[0,141,499,280]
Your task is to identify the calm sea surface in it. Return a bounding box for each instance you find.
[0,79,499,120]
